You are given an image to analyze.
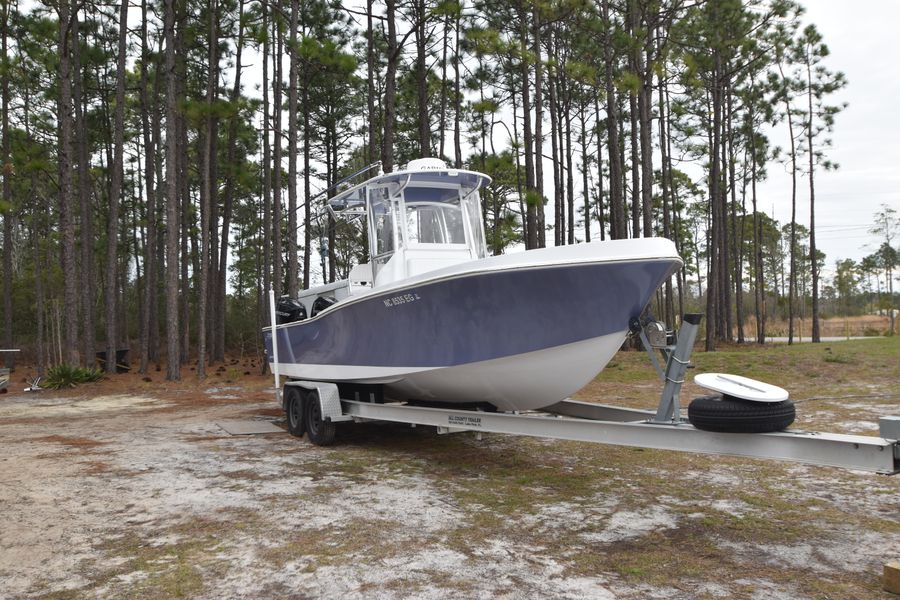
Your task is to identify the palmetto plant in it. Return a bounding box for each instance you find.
[42,365,105,390]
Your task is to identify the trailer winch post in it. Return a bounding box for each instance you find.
[650,313,702,424]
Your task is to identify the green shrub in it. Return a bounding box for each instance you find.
[43,364,105,389]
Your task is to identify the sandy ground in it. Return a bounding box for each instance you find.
[0,368,898,599]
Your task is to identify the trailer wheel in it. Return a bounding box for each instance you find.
[688,394,795,433]
[304,391,337,446]
[284,386,305,437]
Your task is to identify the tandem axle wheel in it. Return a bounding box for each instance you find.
[282,383,339,446]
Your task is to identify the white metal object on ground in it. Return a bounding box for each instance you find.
[694,372,789,403]
[217,420,284,435]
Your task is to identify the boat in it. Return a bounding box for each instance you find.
[263,158,682,412]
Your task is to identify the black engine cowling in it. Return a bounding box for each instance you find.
[276,296,307,324]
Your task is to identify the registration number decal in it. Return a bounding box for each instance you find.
[383,292,421,307]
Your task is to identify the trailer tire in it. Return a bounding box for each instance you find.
[285,386,305,438]
[688,394,795,433]
[305,391,337,446]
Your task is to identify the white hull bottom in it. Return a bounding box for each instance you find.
[274,330,627,412]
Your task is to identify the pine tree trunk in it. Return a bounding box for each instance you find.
[453,12,462,168]
[547,55,561,246]
[58,0,80,365]
[511,87,526,240]
[382,0,398,172]
[287,0,299,297]
[1,0,11,369]
[176,1,190,364]
[564,87,574,246]
[778,61,798,345]
[164,0,181,380]
[638,10,653,239]
[150,64,164,367]
[416,0,429,156]
[105,0,128,373]
[532,8,545,248]
[593,96,605,241]
[216,0,244,361]
[664,85,684,317]
[705,53,722,352]
[579,102,590,243]
[198,0,219,378]
[261,0,272,321]
[438,13,448,158]
[73,12,94,367]
[272,16,283,295]
[519,3,536,249]
[302,80,312,289]
[139,0,157,374]
[628,93,640,239]
[34,194,45,373]
[657,68,675,326]
[366,0,377,164]
[723,83,734,341]
[25,81,45,373]
[602,0,625,240]
[807,62,821,343]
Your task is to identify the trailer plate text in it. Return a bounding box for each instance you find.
[448,415,482,428]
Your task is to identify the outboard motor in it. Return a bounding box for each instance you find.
[311,296,336,317]
[276,296,307,324]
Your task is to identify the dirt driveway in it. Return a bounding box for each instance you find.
[1,361,898,599]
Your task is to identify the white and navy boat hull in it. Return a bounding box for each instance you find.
[265,239,681,411]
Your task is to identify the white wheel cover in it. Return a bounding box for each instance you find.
[694,372,789,403]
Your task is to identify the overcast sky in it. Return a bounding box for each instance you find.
[757,0,900,266]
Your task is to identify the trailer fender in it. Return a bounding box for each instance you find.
[283,381,352,423]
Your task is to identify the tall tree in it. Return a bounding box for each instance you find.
[795,24,846,343]
[870,204,898,335]
[287,0,299,296]
[216,0,246,361]
[163,0,181,380]
[601,0,626,240]
[71,10,93,368]
[57,0,80,365]
[382,0,399,172]
[105,0,129,373]
[138,0,159,373]
[414,0,429,156]
[1,0,11,368]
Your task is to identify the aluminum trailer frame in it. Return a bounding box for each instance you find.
[340,399,899,474]
[274,312,900,474]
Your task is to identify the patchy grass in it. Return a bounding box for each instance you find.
[80,511,264,598]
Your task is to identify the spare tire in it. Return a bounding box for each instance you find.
[688,394,795,433]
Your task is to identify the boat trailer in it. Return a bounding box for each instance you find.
[270,305,899,475]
